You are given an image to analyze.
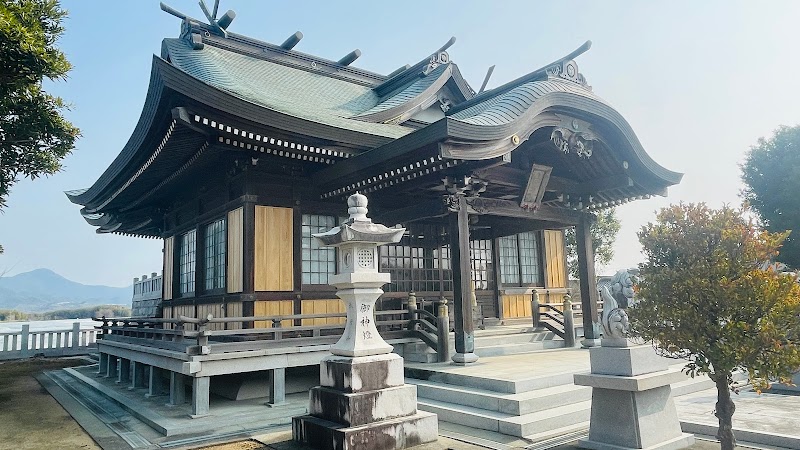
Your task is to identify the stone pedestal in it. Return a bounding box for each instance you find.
[293,353,438,450]
[574,344,695,450]
[292,193,438,450]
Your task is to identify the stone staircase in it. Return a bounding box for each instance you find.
[406,357,715,440]
[402,325,565,363]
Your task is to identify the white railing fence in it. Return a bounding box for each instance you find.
[0,322,98,361]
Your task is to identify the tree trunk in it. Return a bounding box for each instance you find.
[714,375,737,449]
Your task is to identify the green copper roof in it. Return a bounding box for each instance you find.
[449,79,603,126]
[162,38,413,139]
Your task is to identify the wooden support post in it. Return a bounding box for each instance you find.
[576,214,600,346]
[449,195,478,364]
[117,358,131,384]
[563,294,576,348]
[169,372,186,406]
[532,291,541,329]
[268,368,286,407]
[192,377,210,417]
[131,361,146,389]
[436,298,450,363]
[407,292,418,331]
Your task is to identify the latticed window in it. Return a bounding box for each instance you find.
[518,231,541,285]
[302,214,336,284]
[470,239,494,290]
[380,225,452,293]
[204,218,226,291]
[178,229,196,295]
[498,231,542,286]
[499,235,520,285]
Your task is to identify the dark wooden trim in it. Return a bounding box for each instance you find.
[576,214,599,339]
[449,195,475,356]
[373,198,448,227]
[466,198,582,225]
[242,200,256,294]
[491,233,503,320]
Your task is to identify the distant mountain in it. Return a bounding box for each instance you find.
[0,269,131,312]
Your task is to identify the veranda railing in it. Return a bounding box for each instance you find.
[94,303,449,360]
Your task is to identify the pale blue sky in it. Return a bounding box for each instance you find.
[1,0,799,287]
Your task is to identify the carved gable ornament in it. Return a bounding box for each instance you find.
[546,59,590,88]
[550,115,597,159]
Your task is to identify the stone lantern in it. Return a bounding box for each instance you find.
[293,193,438,450]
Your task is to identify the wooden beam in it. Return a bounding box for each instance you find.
[465,198,582,225]
[372,198,448,226]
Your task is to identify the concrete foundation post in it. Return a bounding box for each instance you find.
[169,372,186,406]
[192,377,210,417]
[97,353,108,376]
[268,367,286,406]
[131,361,146,389]
[106,356,118,378]
[117,358,131,384]
[146,366,164,397]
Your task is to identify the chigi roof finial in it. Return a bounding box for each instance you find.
[160,0,236,38]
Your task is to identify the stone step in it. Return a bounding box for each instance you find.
[405,366,579,394]
[408,379,591,416]
[474,341,564,357]
[417,397,591,437]
[472,331,556,347]
[404,352,439,363]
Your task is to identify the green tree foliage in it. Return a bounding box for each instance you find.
[0,0,79,209]
[565,208,620,278]
[629,203,800,449]
[741,125,800,269]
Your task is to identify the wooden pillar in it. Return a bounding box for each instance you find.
[576,213,600,346]
[192,377,210,417]
[449,195,478,364]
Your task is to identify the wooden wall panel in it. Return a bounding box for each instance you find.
[227,208,244,293]
[501,295,532,319]
[163,237,174,300]
[162,305,173,329]
[173,304,196,330]
[300,299,345,326]
[226,302,243,330]
[544,230,567,289]
[253,300,293,328]
[197,304,225,331]
[254,206,294,291]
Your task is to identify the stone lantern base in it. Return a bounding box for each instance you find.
[573,345,695,450]
[293,353,438,450]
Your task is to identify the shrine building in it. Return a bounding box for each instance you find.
[67,5,681,363]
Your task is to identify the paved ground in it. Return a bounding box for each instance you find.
[9,350,800,449]
[0,357,100,450]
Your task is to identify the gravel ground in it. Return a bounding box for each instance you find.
[0,357,100,450]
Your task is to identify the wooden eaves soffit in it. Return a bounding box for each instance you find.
[65,1,681,238]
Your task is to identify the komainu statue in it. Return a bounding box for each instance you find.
[599,268,639,339]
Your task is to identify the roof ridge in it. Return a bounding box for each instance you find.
[447,41,592,116]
